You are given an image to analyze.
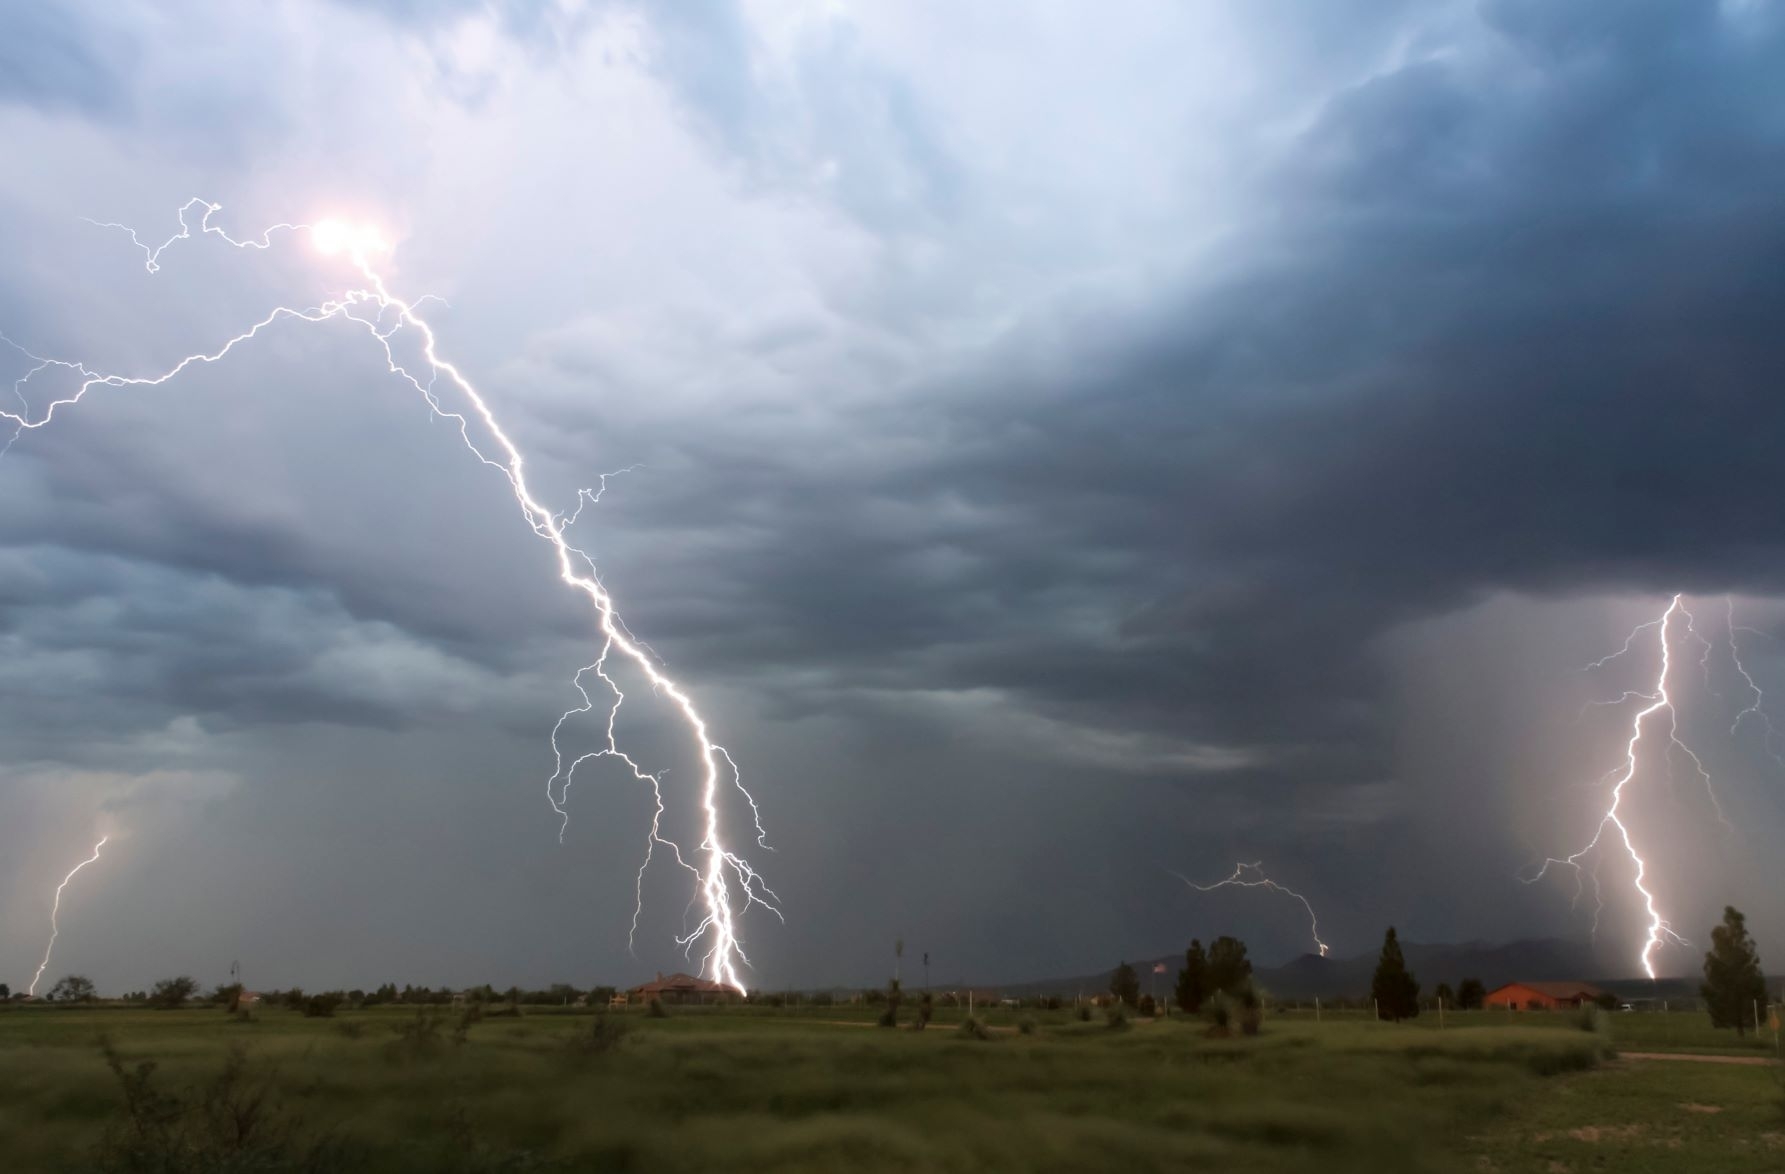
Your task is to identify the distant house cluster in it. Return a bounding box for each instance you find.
[1482,981,1608,1011]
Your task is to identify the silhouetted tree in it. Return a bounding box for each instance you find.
[1371,928,1420,1020]
[1701,905,1766,1035]
[1206,936,1252,995]
[149,976,198,1010]
[210,983,243,1012]
[1434,982,1455,1008]
[1175,940,1209,1013]
[1456,978,1485,1010]
[0,982,10,1001]
[1110,961,1140,1007]
[48,974,97,1002]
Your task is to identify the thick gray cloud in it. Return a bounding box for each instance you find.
[2,0,1782,994]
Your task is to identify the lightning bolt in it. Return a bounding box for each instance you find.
[27,836,109,997]
[1174,861,1330,958]
[1527,594,1702,979]
[2,201,777,991]
[1725,598,1785,771]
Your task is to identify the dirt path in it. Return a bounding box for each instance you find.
[1621,1050,1778,1066]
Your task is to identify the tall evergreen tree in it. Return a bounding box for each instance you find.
[1110,961,1140,1008]
[1206,936,1252,995]
[1174,939,1209,1012]
[1456,977,1485,1010]
[1371,927,1420,1020]
[1701,905,1766,1035]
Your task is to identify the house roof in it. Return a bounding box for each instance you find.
[1488,981,1609,999]
[632,972,733,995]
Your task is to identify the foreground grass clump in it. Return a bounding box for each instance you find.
[0,1004,1769,1172]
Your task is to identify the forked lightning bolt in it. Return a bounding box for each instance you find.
[1526,595,1704,979]
[27,836,108,997]
[1,201,777,990]
[1174,861,1329,957]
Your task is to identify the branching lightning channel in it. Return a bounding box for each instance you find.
[28,836,108,997]
[1526,595,1703,979]
[1174,861,1329,958]
[1,202,777,991]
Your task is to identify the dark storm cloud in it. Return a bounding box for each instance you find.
[4,0,1784,990]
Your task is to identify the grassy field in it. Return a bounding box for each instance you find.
[0,1003,1777,1172]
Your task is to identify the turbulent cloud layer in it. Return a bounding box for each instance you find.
[2,0,1783,992]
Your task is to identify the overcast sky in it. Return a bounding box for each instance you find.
[2,0,1783,994]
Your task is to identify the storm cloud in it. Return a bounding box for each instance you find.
[2,0,1783,993]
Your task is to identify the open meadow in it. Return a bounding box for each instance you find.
[1,1003,1778,1173]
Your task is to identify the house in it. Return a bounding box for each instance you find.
[630,972,740,1006]
[1483,981,1609,1011]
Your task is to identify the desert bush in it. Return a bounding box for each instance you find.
[1105,1003,1130,1031]
[148,977,199,1011]
[91,1036,343,1172]
[563,1014,630,1058]
[956,1016,993,1041]
[1204,992,1234,1037]
[300,994,342,1019]
[1573,1005,1609,1036]
[386,1008,449,1062]
[1077,1005,1093,1022]
[908,994,933,1032]
[335,1021,365,1040]
[1017,1016,1037,1035]
[647,997,668,1019]
[1236,983,1265,1037]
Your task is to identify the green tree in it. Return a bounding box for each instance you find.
[1206,936,1252,995]
[210,982,244,1012]
[1110,961,1140,1007]
[149,976,198,1010]
[1434,982,1455,1008]
[48,974,97,1002]
[0,982,10,1000]
[1370,927,1420,1020]
[1701,905,1766,1035]
[1174,940,1209,1013]
[1456,977,1485,1010]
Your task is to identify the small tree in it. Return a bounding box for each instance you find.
[1175,940,1209,1013]
[210,983,244,1012]
[1434,982,1455,1009]
[0,982,10,1001]
[1206,936,1252,995]
[1370,927,1420,1020]
[1456,977,1485,1010]
[48,974,97,1003]
[149,976,199,1010]
[1110,962,1140,1008]
[1701,905,1766,1035]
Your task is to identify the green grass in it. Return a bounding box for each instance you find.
[0,1003,1772,1172]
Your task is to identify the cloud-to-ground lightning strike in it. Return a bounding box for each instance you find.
[27,836,109,997]
[1526,595,1705,979]
[0,202,777,990]
[1174,861,1330,957]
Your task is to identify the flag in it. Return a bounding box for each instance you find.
[1152,962,1167,974]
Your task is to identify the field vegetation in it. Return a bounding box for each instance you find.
[0,1000,1776,1172]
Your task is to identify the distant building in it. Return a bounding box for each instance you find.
[1483,981,1608,1011]
[630,972,739,1005]
[608,991,630,1009]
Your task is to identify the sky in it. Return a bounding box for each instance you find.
[2,0,1783,994]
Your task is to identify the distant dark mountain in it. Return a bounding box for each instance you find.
[995,938,1709,1002]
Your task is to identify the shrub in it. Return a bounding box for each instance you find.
[647,997,668,1019]
[1137,994,1157,1018]
[564,1014,630,1057]
[908,994,933,1032]
[300,993,342,1019]
[148,977,198,1011]
[386,1008,448,1062]
[956,1016,993,1041]
[1077,1005,1093,1022]
[1105,1003,1130,1031]
[1235,982,1265,1037]
[1574,1005,1609,1036]
[1017,1016,1037,1036]
[1204,992,1234,1037]
[335,1021,365,1040]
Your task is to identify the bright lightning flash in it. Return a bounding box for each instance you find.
[28,836,109,997]
[1526,595,1707,979]
[1175,861,1330,958]
[1,201,777,991]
